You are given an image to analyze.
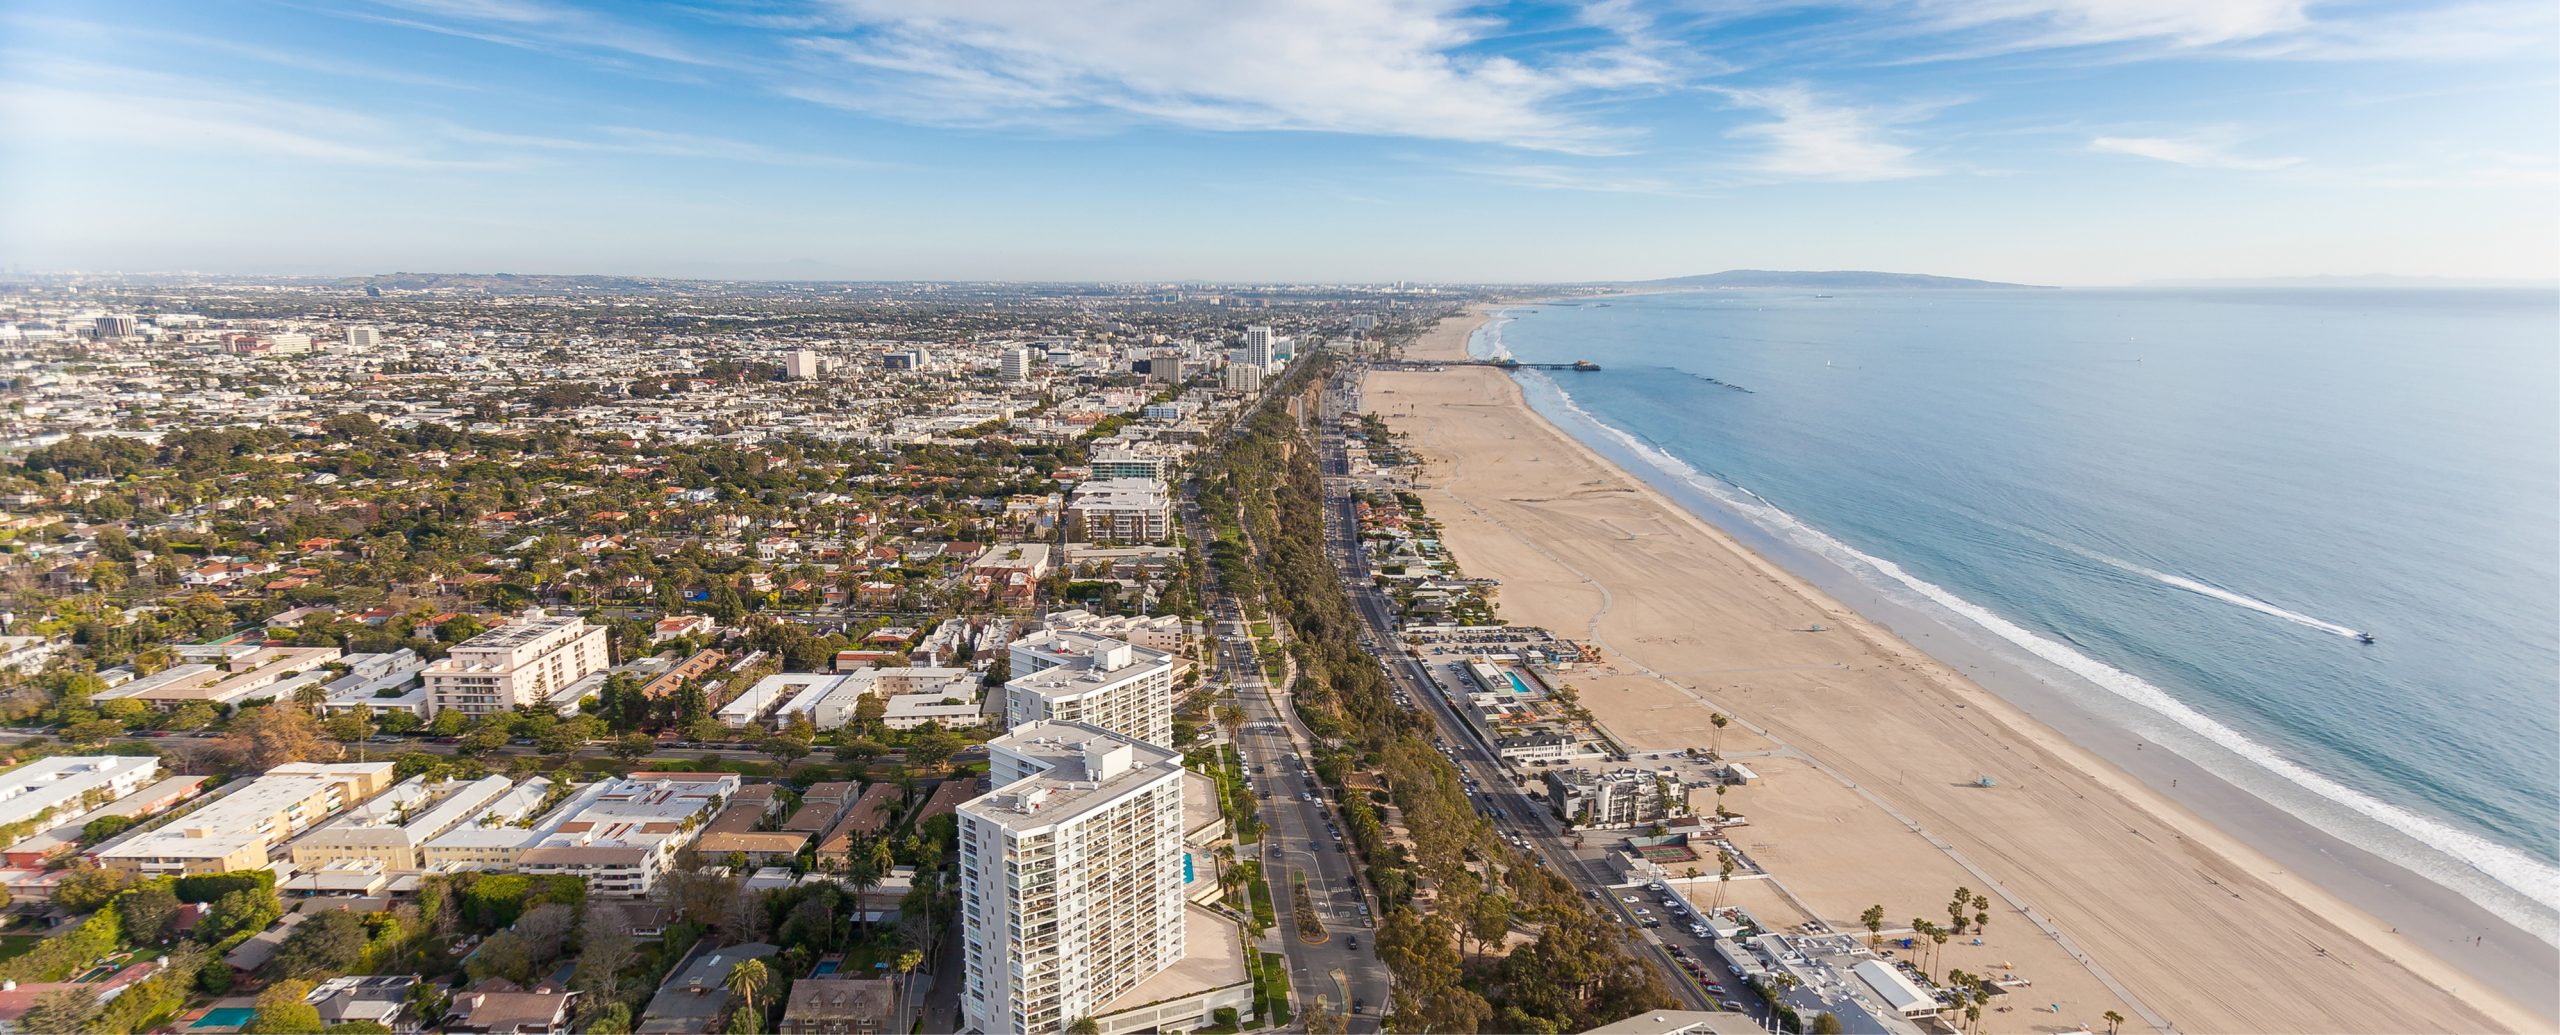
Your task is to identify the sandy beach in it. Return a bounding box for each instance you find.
[1365,306,2547,1034]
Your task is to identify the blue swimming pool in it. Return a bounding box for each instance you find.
[813,960,840,975]
[1506,672,1534,695]
[192,1007,256,1029]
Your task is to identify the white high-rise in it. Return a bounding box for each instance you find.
[959,721,1187,1035]
[347,326,381,349]
[1004,630,1176,746]
[1241,325,1275,369]
[1000,346,1034,381]
[786,349,824,379]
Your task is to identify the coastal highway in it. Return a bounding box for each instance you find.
[1319,369,1724,1016]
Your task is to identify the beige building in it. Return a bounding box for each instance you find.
[1062,479,1173,543]
[97,762,398,876]
[1005,631,1175,747]
[288,774,530,872]
[960,722,1188,1035]
[424,610,611,718]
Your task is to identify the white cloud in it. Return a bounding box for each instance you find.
[1914,0,2310,48]
[2090,133,2302,171]
[0,79,503,170]
[1716,86,1935,181]
[780,0,1673,153]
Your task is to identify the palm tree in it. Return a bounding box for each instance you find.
[2103,1009,2125,1035]
[1861,905,1886,949]
[891,950,924,1032]
[1708,712,1729,756]
[724,958,769,1029]
[1713,850,1736,909]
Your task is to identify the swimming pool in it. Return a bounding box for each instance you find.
[191,1007,256,1029]
[1506,672,1534,695]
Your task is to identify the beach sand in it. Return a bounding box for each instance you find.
[1365,306,2542,1034]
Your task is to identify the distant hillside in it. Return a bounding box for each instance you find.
[1624,269,2044,290]
[2139,274,2559,289]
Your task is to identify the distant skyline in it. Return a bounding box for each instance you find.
[2,0,2555,285]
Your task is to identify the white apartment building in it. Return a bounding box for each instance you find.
[423,610,611,718]
[1004,631,1175,747]
[347,326,381,349]
[740,667,982,730]
[288,774,524,872]
[509,772,738,897]
[787,349,823,379]
[1086,445,1181,482]
[1001,346,1034,381]
[1063,478,1173,544]
[1220,364,1262,394]
[959,722,1188,1035]
[0,755,159,846]
[1039,609,1188,656]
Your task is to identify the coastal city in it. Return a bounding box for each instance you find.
[2,2,2552,1033]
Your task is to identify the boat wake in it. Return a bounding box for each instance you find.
[1513,370,2560,939]
[2058,545,2368,640]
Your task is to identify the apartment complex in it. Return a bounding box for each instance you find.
[1062,478,1173,544]
[287,774,524,872]
[97,762,398,876]
[739,667,981,730]
[510,772,738,897]
[93,646,342,711]
[423,610,611,718]
[958,722,1188,1035]
[1003,631,1175,747]
[0,755,159,845]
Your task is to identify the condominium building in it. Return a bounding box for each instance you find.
[1220,364,1262,394]
[1544,768,1690,829]
[1242,325,1276,370]
[740,667,981,730]
[0,755,159,847]
[787,349,824,379]
[1085,445,1179,482]
[423,610,611,718]
[1062,478,1172,544]
[288,774,526,872]
[959,721,1188,1035]
[508,772,738,897]
[1000,347,1034,381]
[1004,631,1175,747]
[96,762,398,876]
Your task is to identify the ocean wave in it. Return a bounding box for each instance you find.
[2056,544,2365,639]
[1515,370,2560,940]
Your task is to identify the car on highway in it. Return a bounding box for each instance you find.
[1719,1000,1746,1012]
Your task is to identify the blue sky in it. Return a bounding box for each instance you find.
[1,0,2554,283]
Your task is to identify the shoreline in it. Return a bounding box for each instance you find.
[1364,304,2551,1033]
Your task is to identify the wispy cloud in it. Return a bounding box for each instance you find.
[2089,132,2301,171]
[357,0,717,66]
[1715,85,1938,182]
[775,0,1673,153]
[1912,0,2311,49]
[1472,163,1698,196]
[0,75,509,170]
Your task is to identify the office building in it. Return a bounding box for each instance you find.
[1004,631,1175,747]
[347,326,381,349]
[93,315,136,339]
[97,762,398,876]
[787,349,824,379]
[1000,346,1033,381]
[423,610,611,718]
[1062,478,1173,544]
[268,331,314,355]
[959,722,1187,1035]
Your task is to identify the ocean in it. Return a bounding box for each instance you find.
[1474,287,2560,942]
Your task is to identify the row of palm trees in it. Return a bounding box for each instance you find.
[721,947,929,1033]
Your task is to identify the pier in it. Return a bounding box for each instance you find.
[1372,358,1602,372]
